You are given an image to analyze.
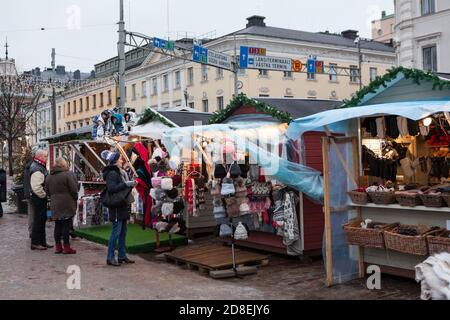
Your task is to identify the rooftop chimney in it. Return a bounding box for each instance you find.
[246,15,266,28]
[341,30,359,40]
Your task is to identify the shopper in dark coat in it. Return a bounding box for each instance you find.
[101,151,136,267]
[45,158,78,254]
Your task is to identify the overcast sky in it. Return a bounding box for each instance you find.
[0,0,394,72]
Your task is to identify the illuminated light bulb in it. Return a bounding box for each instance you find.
[423,118,433,127]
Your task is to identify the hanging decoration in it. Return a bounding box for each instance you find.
[340,67,450,109]
[209,93,293,124]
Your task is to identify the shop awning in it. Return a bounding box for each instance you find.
[162,122,324,202]
[287,100,450,139]
[130,121,173,140]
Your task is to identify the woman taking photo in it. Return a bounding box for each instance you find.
[101,151,136,267]
[45,157,78,254]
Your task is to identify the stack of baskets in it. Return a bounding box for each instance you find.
[395,191,422,207]
[348,191,369,205]
[384,225,442,256]
[427,229,450,255]
[367,191,396,205]
[343,219,396,249]
[419,194,445,208]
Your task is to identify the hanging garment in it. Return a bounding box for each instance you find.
[397,117,410,137]
[400,157,415,178]
[420,124,430,137]
[407,119,420,136]
[362,118,378,137]
[385,116,400,139]
[376,117,386,139]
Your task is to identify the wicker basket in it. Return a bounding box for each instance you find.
[343,220,396,249]
[395,192,422,207]
[427,230,450,255]
[367,191,396,205]
[348,191,369,205]
[440,194,450,208]
[384,225,440,256]
[419,194,445,208]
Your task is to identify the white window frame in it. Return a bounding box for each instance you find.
[329,63,338,82]
[202,99,209,112]
[217,96,224,110]
[174,71,181,88]
[201,65,208,82]
[187,67,194,86]
[423,45,437,72]
[370,67,378,81]
[142,81,147,98]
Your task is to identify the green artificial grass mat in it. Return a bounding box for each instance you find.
[74,224,187,254]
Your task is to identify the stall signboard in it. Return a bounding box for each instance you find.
[153,37,175,51]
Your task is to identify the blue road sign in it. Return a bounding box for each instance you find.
[240,46,249,69]
[307,59,316,74]
[193,45,208,64]
[153,37,174,50]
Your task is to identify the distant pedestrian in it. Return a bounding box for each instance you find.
[23,158,35,237]
[45,158,78,254]
[0,168,6,218]
[101,151,136,267]
[30,149,52,251]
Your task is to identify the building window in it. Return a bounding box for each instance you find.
[423,46,437,72]
[188,102,195,109]
[201,65,208,82]
[259,69,269,77]
[421,0,435,15]
[79,99,83,113]
[79,122,83,128]
[93,94,97,109]
[59,128,61,133]
[67,124,71,131]
[216,68,224,79]
[86,97,90,111]
[73,123,77,130]
[108,90,112,105]
[188,67,194,86]
[132,84,137,100]
[152,78,157,95]
[141,81,147,98]
[350,65,359,83]
[58,106,61,120]
[73,100,77,114]
[124,87,127,102]
[370,67,378,81]
[67,103,70,116]
[163,74,169,92]
[329,63,338,81]
[283,71,293,79]
[307,72,316,80]
[217,96,224,111]
[174,71,181,89]
[100,92,104,107]
[202,99,209,112]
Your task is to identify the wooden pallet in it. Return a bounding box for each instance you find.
[164,243,269,274]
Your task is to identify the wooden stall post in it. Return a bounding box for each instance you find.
[322,137,333,287]
[352,138,365,279]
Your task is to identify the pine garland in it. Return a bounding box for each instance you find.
[209,93,293,124]
[137,108,176,128]
[340,66,450,109]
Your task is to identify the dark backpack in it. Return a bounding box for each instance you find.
[23,161,32,200]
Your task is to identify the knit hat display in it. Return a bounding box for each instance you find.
[166,188,179,199]
[234,222,248,240]
[101,150,120,165]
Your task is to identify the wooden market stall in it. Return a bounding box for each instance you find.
[287,67,450,286]
[206,94,341,255]
[131,109,216,238]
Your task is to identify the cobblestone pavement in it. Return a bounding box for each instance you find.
[0,204,420,300]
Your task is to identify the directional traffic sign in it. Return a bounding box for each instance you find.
[240,46,249,69]
[153,37,174,51]
[193,45,233,71]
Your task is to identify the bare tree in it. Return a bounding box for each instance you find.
[0,76,42,176]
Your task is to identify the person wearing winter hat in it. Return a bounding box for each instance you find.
[101,150,137,267]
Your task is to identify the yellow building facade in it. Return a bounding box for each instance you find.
[59,77,116,133]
